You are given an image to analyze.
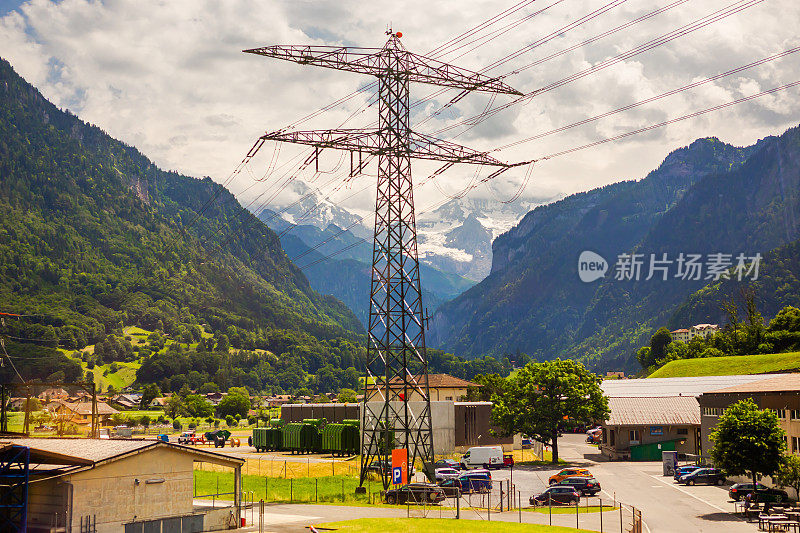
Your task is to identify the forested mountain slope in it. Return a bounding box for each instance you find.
[430,127,800,370]
[0,57,364,385]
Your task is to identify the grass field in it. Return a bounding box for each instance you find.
[313,518,597,533]
[193,470,384,504]
[648,352,800,378]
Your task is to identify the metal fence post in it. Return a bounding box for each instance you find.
[620,505,623,533]
[518,491,522,523]
[456,489,460,519]
[600,498,603,533]
[316,478,318,502]
[576,497,579,529]
[549,493,552,525]
[290,478,293,502]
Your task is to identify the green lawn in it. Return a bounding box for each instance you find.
[648,352,800,378]
[313,518,597,533]
[193,470,384,505]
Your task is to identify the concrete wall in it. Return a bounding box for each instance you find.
[453,402,513,450]
[364,400,455,455]
[66,447,196,533]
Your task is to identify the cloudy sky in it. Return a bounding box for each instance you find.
[2,0,799,218]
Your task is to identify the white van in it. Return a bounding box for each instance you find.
[460,446,504,469]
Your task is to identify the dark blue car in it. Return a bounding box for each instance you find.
[439,472,492,495]
[673,465,702,481]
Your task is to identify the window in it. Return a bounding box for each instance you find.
[793,436,800,453]
[702,407,725,417]
[774,409,787,419]
[677,428,689,435]
[629,430,640,444]
[791,410,800,420]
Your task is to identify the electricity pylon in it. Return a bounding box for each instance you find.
[245,31,521,489]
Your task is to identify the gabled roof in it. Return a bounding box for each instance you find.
[366,373,479,390]
[7,438,244,469]
[606,396,700,426]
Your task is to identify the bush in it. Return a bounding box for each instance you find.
[157,415,167,424]
[225,415,235,427]
[188,422,196,429]
[205,417,214,425]
[173,420,182,430]
[247,416,257,425]
[214,419,221,428]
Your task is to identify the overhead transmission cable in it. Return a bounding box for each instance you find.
[434,0,767,137]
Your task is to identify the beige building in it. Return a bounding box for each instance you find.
[365,373,480,402]
[600,396,701,460]
[670,328,691,343]
[671,324,719,344]
[14,438,244,533]
[49,400,119,426]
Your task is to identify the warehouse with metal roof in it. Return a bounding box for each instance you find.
[6,438,244,533]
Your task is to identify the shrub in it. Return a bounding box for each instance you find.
[225,415,235,427]
[173,420,182,430]
[214,419,221,428]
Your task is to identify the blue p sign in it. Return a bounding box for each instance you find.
[392,466,402,485]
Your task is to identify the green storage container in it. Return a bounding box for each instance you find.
[341,419,359,428]
[282,423,318,454]
[269,418,285,428]
[252,427,283,451]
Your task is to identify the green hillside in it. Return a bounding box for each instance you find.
[648,352,800,378]
[0,56,366,390]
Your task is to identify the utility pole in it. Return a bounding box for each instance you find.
[245,30,522,489]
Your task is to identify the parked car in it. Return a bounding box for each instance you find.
[366,460,391,475]
[434,459,461,470]
[439,471,492,495]
[177,431,197,444]
[530,486,581,506]
[460,446,504,469]
[556,477,601,496]
[586,432,602,444]
[728,482,768,501]
[673,465,702,481]
[521,437,533,449]
[384,483,446,504]
[679,468,726,486]
[435,468,461,482]
[549,468,592,485]
[742,487,790,504]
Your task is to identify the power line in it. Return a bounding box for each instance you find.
[435,0,767,137]
[494,45,800,150]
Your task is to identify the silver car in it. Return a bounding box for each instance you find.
[435,467,461,482]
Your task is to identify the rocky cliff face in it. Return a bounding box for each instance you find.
[429,132,776,369]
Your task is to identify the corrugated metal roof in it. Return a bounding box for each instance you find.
[606,396,700,426]
[601,374,791,398]
[6,438,244,467]
[706,374,800,394]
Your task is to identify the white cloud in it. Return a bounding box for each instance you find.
[1,0,799,209]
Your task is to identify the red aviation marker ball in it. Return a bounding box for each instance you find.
[396,32,402,38]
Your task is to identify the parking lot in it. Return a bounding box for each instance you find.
[498,433,753,532]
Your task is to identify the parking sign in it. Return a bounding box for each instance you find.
[392,466,402,485]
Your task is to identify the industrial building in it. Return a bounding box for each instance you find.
[280,399,512,454]
[599,374,791,460]
[698,374,800,457]
[5,438,243,533]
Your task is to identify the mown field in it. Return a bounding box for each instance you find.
[648,352,800,378]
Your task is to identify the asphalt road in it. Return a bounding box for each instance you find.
[553,433,752,532]
[209,433,756,532]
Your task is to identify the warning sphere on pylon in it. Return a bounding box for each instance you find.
[396,32,402,38]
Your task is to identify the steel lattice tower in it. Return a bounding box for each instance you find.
[245,31,521,489]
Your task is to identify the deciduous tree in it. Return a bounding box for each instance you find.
[710,398,785,488]
[490,360,609,463]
